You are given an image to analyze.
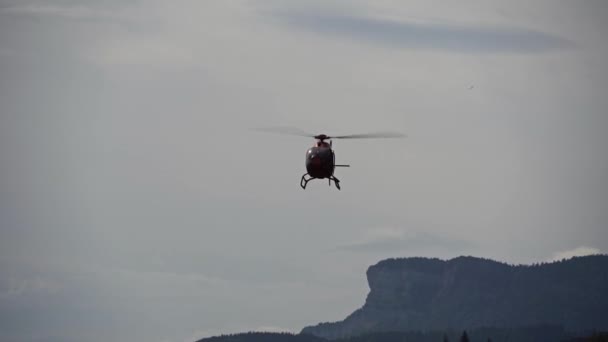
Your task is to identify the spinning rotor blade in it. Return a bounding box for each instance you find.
[255,126,406,140]
[331,132,406,139]
[253,126,314,138]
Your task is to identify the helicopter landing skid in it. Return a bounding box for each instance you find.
[300,173,314,189]
[329,175,341,190]
[300,173,341,190]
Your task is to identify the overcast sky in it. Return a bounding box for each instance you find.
[1,1,607,341]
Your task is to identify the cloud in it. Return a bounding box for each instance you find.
[0,276,62,299]
[273,10,574,53]
[548,246,602,262]
[336,227,475,254]
[0,47,16,57]
[180,326,292,342]
[98,268,228,299]
[0,3,121,20]
[86,39,197,67]
[178,330,219,342]
[253,326,293,333]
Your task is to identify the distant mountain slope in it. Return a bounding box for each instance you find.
[196,326,594,342]
[197,332,325,342]
[301,255,608,339]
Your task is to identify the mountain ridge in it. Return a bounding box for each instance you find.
[301,254,608,339]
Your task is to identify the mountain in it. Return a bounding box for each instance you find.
[197,332,325,342]
[301,255,608,339]
[197,326,600,342]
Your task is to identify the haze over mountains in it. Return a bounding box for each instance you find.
[198,255,608,342]
[302,255,608,339]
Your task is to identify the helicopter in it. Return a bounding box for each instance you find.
[256,127,405,190]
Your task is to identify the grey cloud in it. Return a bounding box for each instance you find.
[548,246,603,262]
[0,276,62,299]
[274,11,574,53]
[1,1,607,341]
[336,230,476,254]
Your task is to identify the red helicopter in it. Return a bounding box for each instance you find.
[257,127,405,190]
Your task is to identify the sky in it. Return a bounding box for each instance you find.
[0,0,607,341]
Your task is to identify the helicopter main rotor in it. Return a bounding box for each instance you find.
[256,126,406,141]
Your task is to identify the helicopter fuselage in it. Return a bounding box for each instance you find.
[305,142,336,179]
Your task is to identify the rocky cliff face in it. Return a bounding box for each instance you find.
[301,255,608,339]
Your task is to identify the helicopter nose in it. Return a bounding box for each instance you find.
[310,155,321,169]
[306,154,324,177]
